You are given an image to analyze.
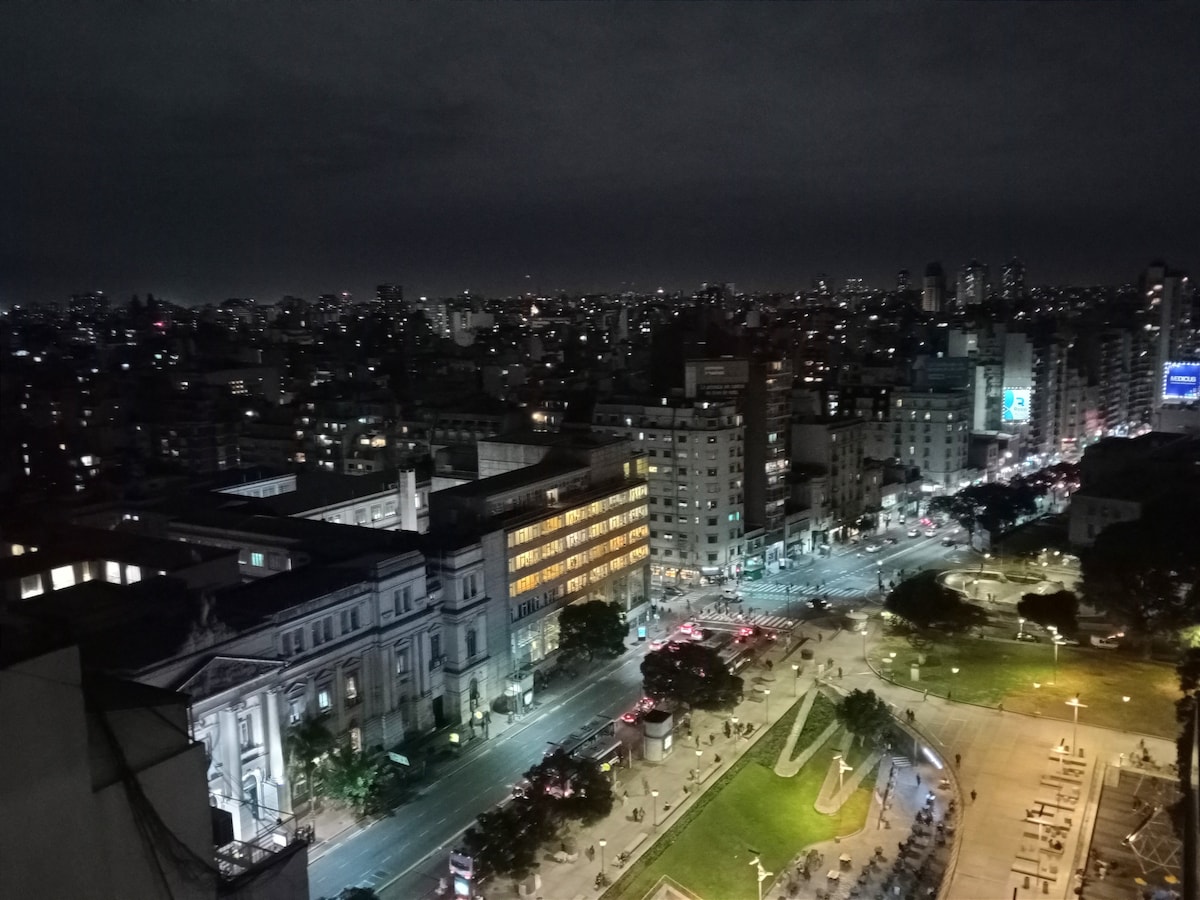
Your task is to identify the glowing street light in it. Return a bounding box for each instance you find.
[731,715,740,743]
[763,688,771,721]
[833,753,854,792]
[598,837,607,874]
[792,663,801,695]
[749,855,772,900]
[1065,694,1088,757]
[650,788,659,828]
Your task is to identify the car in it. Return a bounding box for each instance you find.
[883,537,898,545]
[941,536,956,547]
[722,587,743,602]
[907,528,920,538]
[621,696,657,722]
[679,621,696,635]
[663,585,684,597]
[1014,631,1040,643]
[808,597,830,611]
[1053,636,1080,646]
[864,543,883,553]
[1089,635,1122,650]
[924,529,937,537]
[648,638,667,651]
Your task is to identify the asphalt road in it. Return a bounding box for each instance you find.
[309,526,966,899]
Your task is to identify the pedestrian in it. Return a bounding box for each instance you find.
[947,689,953,701]
[838,666,843,679]
[923,689,929,702]
[955,753,961,767]
[916,774,921,787]
[642,775,650,795]
[587,845,595,861]
[970,789,977,803]
[709,732,716,746]
[818,632,823,643]
[997,702,1004,714]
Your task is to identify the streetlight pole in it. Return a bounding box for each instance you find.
[792,663,800,695]
[749,856,772,900]
[731,715,739,744]
[833,754,853,792]
[860,624,869,660]
[695,748,703,780]
[1065,695,1088,757]
[763,688,771,722]
[598,837,607,876]
[651,789,659,829]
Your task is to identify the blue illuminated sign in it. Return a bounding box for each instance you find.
[1002,388,1030,422]
[1163,361,1200,402]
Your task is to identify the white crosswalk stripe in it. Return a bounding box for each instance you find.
[890,756,913,769]
[694,611,797,630]
[738,582,863,599]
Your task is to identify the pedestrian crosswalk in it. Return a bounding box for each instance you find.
[738,582,864,600]
[694,610,797,631]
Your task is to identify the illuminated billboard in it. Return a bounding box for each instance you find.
[1163,361,1200,402]
[1002,388,1030,422]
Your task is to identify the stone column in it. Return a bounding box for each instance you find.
[218,707,245,839]
[264,690,285,781]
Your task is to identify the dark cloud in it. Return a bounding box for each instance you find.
[1,2,1198,304]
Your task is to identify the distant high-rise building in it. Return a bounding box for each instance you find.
[1142,260,1196,408]
[1001,258,1025,300]
[957,260,989,306]
[922,263,945,313]
[896,269,910,293]
[376,283,404,310]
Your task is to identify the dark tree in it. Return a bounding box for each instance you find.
[558,600,627,662]
[1017,590,1079,635]
[523,749,614,826]
[641,641,743,711]
[286,715,335,812]
[884,572,986,632]
[836,689,894,747]
[321,746,393,817]
[1080,504,1200,647]
[930,482,1040,541]
[461,800,544,882]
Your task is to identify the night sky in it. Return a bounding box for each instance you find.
[3,2,1198,306]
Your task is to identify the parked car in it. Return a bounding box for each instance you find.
[941,536,957,547]
[864,543,883,553]
[1089,635,1122,650]
[1014,631,1040,643]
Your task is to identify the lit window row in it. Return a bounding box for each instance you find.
[506,485,649,549]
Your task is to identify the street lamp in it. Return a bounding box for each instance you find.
[763,688,771,722]
[598,837,607,875]
[731,716,739,743]
[1050,633,1062,685]
[1018,616,1026,637]
[792,663,800,695]
[833,754,854,792]
[1065,694,1088,757]
[860,624,869,659]
[749,856,772,900]
[695,748,703,780]
[650,789,659,828]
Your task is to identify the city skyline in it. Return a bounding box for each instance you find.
[2,3,1198,306]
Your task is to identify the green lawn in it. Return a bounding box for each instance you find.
[605,696,872,900]
[873,634,1181,737]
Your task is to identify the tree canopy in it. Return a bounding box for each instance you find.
[836,689,893,747]
[1079,504,1200,642]
[884,572,986,632]
[321,746,394,817]
[641,641,743,711]
[558,600,627,662]
[1017,590,1079,635]
[461,799,544,882]
[286,715,336,807]
[522,749,614,826]
[928,481,1039,538]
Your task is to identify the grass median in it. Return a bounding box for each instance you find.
[603,693,871,900]
[872,633,1181,738]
